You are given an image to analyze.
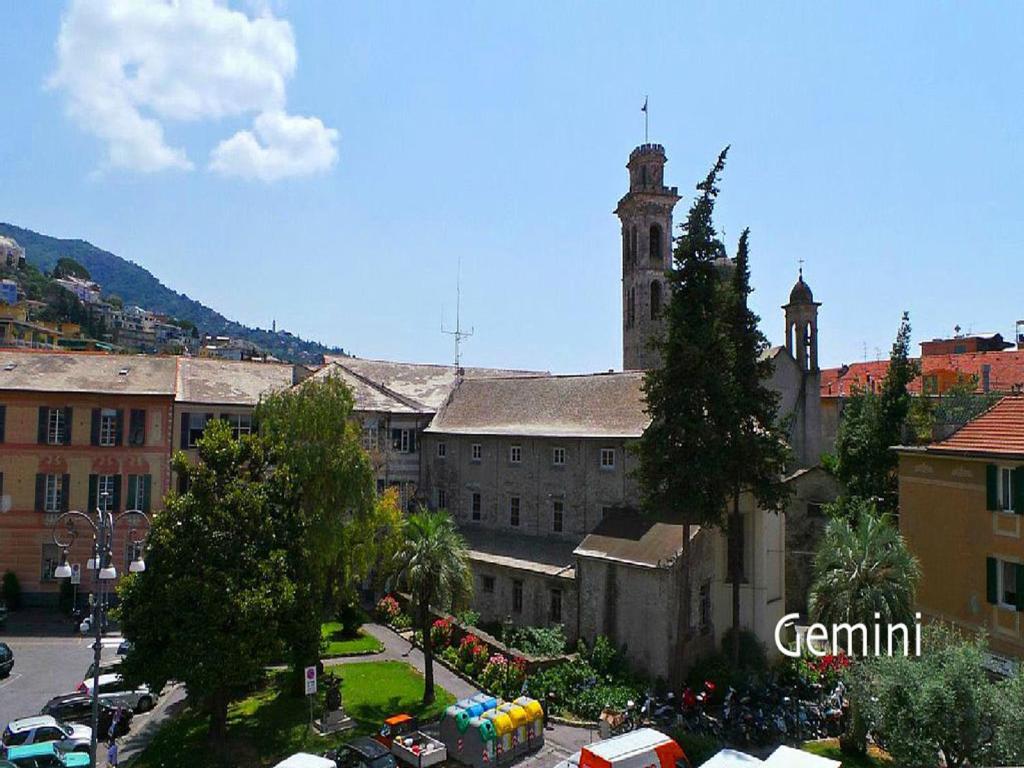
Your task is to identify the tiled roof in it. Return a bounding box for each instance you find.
[174,357,298,405]
[574,510,697,569]
[927,396,1024,457]
[0,350,177,395]
[306,362,427,415]
[821,350,1024,398]
[324,356,545,411]
[460,526,576,579]
[424,371,650,438]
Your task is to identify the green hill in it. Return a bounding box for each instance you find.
[0,222,344,364]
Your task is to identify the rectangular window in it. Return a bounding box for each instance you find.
[1001,560,1021,610]
[99,408,118,447]
[1001,467,1014,512]
[362,422,378,451]
[699,582,712,631]
[510,496,520,527]
[512,579,523,613]
[471,443,482,462]
[226,413,252,440]
[41,543,60,583]
[552,447,565,466]
[44,474,64,513]
[471,492,482,521]
[186,413,210,448]
[127,474,152,513]
[553,501,564,533]
[437,488,447,509]
[549,589,562,623]
[600,448,616,469]
[48,408,65,445]
[510,445,522,464]
[437,442,447,458]
[98,475,116,512]
[482,575,495,594]
[392,429,412,453]
[128,409,146,446]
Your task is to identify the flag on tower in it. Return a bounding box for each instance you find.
[641,96,648,113]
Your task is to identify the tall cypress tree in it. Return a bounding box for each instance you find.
[723,229,791,664]
[638,148,735,671]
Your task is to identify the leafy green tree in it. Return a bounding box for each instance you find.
[117,421,294,743]
[854,624,1018,768]
[834,312,919,512]
[637,149,735,664]
[52,257,91,280]
[391,510,472,704]
[256,376,376,689]
[990,670,1024,764]
[722,228,790,664]
[809,501,921,630]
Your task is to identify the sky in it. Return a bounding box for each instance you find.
[1,2,1022,374]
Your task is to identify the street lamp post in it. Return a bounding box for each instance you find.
[51,495,149,767]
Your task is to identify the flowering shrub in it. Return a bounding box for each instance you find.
[431,618,454,649]
[809,651,851,688]
[376,594,401,623]
[479,652,527,698]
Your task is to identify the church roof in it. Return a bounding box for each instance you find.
[788,272,814,304]
[322,355,544,411]
[424,371,650,438]
[574,510,696,569]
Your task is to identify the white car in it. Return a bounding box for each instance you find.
[1,715,91,755]
[78,673,156,713]
[274,755,338,768]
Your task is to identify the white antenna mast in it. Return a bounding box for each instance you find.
[442,256,473,369]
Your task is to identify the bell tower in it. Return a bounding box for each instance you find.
[783,268,823,466]
[616,144,680,370]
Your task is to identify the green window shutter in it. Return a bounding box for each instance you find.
[142,474,152,513]
[111,474,122,513]
[114,410,124,446]
[90,409,101,446]
[61,474,70,512]
[37,407,48,444]
[88,474,98,511]
[126,475,137,510]
[1014,467,1024,515]
[34,473,45,511]
[986,464,998,510]
[986,556,999,604]
[1017,564,1024,612]
[63,407,72,444]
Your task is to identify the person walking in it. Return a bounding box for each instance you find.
[106,738,119,767]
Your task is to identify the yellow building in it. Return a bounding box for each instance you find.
[897,396,1024,670]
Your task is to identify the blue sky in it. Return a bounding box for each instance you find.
[1,2,1022,373]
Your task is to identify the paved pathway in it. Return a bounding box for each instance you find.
[329,623,599,767]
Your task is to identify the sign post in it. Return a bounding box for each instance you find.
[70,563,81,611]
[305,665,317,733]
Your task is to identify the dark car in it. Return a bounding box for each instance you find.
[327,738,397,768]
[0,643,13,679]
[39,695,132,738]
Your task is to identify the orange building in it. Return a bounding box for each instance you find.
[897,396,1024,670]
[0,352,177,605]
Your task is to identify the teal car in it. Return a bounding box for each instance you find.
[4,742,91,767]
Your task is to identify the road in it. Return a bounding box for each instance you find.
[0,609,180,766]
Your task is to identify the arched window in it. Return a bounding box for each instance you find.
[631,226,638,265]
[629,287,636,328]
[650,281,662,319]
[804,322,814,369]
[649,224,662,264]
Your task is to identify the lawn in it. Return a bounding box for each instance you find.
[321,622,384,658]
[129,661,455,768]
[801,739,892,767]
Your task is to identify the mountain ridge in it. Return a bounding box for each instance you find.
[0,222,344,364]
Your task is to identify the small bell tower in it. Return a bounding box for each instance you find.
[616,144,680,370]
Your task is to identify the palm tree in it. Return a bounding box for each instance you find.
[809,506,921,632]
[392,509,472,704]
[809,504,922,758]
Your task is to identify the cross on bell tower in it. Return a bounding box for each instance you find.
[616,143,680,370]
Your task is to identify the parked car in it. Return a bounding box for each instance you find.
[83,659,120,681]
[0,644,13,679]
[327,737,398,768]
[40,695,132,738]
[274,755,337,768]
[115,640,132,657]
[1,716,91,756]
[4,742,91,767]
[77,674,155,713]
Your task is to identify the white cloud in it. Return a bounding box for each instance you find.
[49,0,337,179]
[210,110,338,181]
